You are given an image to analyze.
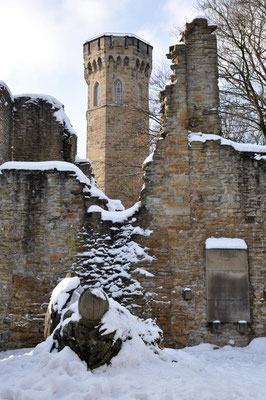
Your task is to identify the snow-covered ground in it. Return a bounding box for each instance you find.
[1,337,266,400]
[1,278,265,400]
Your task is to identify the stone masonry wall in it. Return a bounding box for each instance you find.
[182,19,220,134]
[134,18,266,348]
[13,96,77,162]
[166,18,220,135]
[0,82,13,164]
[84,35,152,207]
[105,103,149,206]
[0,169,87,350]
[138,140,265,348]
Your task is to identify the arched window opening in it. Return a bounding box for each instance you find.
[98,57,102,71]
[124,56,129,67]
[145,63,150,77]
[108,55,115,68]
[93,82,100,107]
[93,60,97,72]
[117,56,122,67]
[114,79,122,104]
[140,61,145,72]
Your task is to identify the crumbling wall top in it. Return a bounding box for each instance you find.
[12,94,77,162]
[164,17,220,135]
[183,17,216,38]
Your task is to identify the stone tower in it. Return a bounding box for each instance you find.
[83,34,152,207]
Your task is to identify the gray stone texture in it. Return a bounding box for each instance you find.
[0,84,77,164]
[78,289,109,322]
[53,318,122,370]
[0,83,13,164]
[13,96,76,162]
[0,169,87,349]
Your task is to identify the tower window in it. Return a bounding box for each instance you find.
[98,57,102,70]
[98,38,101,50]
[114,79,123,104]
[137,84,142,105]
[93,82,100,107]
[137,39,140,52]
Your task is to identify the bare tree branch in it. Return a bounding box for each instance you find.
[198,0,266,144]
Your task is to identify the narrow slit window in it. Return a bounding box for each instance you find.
[93,82,100,107]
[114,79,122,104]
[125,36,128,48]
[137,84,142,105]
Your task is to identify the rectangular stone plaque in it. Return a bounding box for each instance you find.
[206,249,250,323]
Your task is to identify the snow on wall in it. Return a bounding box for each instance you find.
[0,161,91,184]
[0,81,13,100]
[87,201,140,223]
[143,151,154,166]
[255,154,266,161]
[189,132,266,155]
[0,161,123,213]
[205,238,248,249]
[13,93,77,136]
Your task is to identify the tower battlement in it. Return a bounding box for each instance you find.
[84,34,152,81]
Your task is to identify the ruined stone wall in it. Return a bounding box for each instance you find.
[0,82,115,351]
[0,169,87,349]
[135,18,266,348]
[1,18,265,353]
[165,18,220,135]
[139,139,265,348]
[183,19,220,134]
[13,96,77,162]
[0,82,13,164]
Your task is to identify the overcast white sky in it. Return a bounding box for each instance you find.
[0,0,198,156]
